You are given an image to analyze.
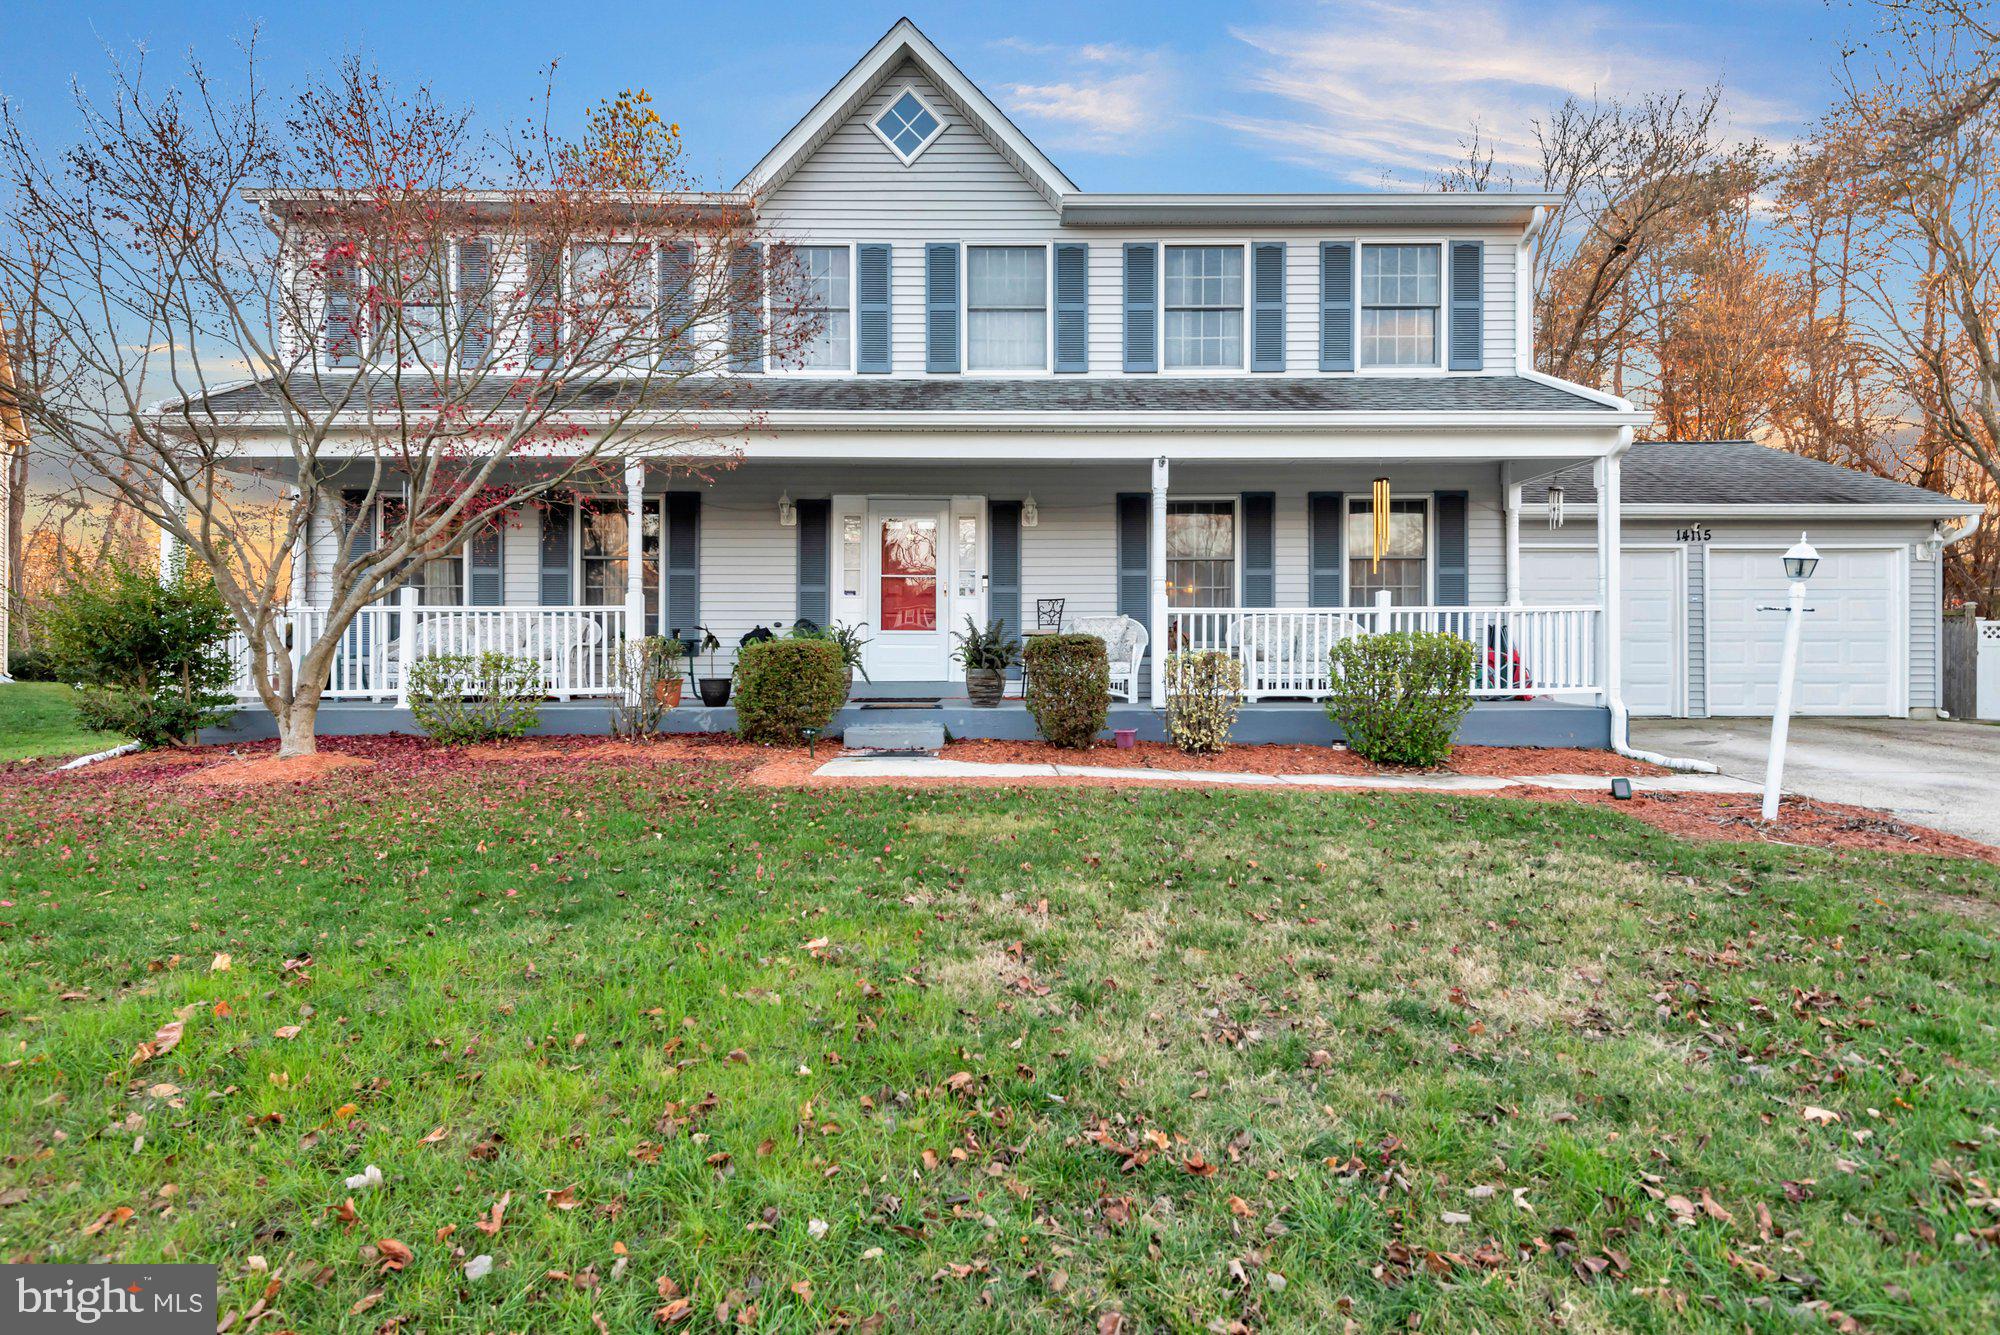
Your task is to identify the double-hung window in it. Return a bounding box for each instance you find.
[1346,496,1429,605]
[798,246,851,370]
[572,242,651,356]
[1163,246,1244,369]
[1359,244,1442,368]
[578,498,629,608]
[1166,500,1236,608]
[370,244,448,367]
[967,246,1047,371]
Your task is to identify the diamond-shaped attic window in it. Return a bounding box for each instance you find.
[873,88,942,164]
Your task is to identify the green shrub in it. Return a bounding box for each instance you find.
[609,636,685,739]
[733,636,847,744]
[407,651,543,745]
[7,646,62,682]
[1165,650,1242,755]
[1325,631,1475,767]
[40,553,235,747]
[1023,633,1109,749]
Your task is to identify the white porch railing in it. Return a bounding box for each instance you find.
[223,605,629,703]
[1165,605,1602,701]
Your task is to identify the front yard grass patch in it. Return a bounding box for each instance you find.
[0,680,129,762]
[2,757,1997,1332]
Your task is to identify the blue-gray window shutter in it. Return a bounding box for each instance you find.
[988,500,1023,677]
[795,498,830,628]
[1449,240,1484,370]
[1122,243,1157,373]
[468,524,503,605]
[856,244,892,374]
[326,247,360,368]
[1319,242,1354,372]
[663,491,701,638]
[1053,243,1088,373]
[925,243,960,373]
[1240,493,1275,606]
[455,239,491,369]
[1116,493,1150,633]
[660,243,693,369]
[1308,492,1344,606]
[527,242,560,369]
[730,243,764,373]
[1435,491,1469,606]
[1251,243,1286,372]
[539,500,573,605]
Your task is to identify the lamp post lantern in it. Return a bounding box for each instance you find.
[1761,533,1820,822]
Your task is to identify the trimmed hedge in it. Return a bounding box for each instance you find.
[408,651,543,745]
[1023,633,1109,749]
[1325,631,1475,767]
[734,636,847,744]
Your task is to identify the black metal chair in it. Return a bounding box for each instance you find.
[1036,598,1066,632]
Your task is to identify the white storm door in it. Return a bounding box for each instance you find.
[867,501,951,681]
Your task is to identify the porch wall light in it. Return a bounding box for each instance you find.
[1021,495,1039,528]
[777,493,797,528]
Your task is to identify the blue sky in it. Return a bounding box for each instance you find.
[0,1,1862,191]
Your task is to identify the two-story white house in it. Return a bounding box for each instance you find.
[200,18,1666,748]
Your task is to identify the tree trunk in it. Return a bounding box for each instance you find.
[275,688,323,759]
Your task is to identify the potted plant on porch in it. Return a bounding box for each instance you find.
[951,616,1021,707]
[687,626,729,707]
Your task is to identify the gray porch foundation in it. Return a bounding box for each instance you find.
[202,698,1609,749]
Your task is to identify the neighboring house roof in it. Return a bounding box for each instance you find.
[187,372,1622,420]
[1524,440,1981,514]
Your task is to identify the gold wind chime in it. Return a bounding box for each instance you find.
[1370,477,1391,573]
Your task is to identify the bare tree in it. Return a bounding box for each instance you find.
[0,51,812,755]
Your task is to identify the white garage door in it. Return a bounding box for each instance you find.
[1706,546,1903,716]
[1521,546,1684,716]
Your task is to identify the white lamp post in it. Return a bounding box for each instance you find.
[1760,532,1820,822]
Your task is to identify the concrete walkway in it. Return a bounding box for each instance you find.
[816,754,1761,794]
[1633,718,2000,844]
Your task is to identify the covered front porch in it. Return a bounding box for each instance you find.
[217,430,1632,736]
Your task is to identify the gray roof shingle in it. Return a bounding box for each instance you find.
[1522,440,1973,510]
[187,372,1618,416]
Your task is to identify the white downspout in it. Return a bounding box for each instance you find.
[1148,455,1169,709]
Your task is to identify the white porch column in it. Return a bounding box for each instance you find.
[394,582,416,707]
[157,473,181,586]
[623,459,645,643]
[1502,472,1523,607]
[1594,451,1623,708]
[288,485,310,609]
[1148,454,1169,709]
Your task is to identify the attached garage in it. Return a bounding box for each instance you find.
[1520,442,1980,720]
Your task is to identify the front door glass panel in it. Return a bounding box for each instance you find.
[880,518,939,632]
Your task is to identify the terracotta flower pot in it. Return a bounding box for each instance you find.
[965,668,1004,706]
[653,675,684,709]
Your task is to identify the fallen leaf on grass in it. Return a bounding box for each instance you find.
[375,1238,413,1272]
[1803,1106,1842,1125]
[350,1289,383,1316]
[272,1025,302,1041]
[654,1297,692,1326]
[474,1192,510,1235]
[130,1019,184,1066]
[464,1255,493,1281]
[419,1125,449,1145]
[81,1206,134,1236]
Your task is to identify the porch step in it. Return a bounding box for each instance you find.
[842,720,946,754]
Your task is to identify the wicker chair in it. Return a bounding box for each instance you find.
[1067,614,1150,702]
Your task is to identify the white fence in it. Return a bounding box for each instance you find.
[223,606,629,702]
[1165,605,1602,702]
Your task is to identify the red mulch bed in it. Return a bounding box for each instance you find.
[941,738,1670,777]
[181,752,377,787]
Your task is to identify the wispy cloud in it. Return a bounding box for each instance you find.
[992,39,1180,154]
[1222,0,1798,186]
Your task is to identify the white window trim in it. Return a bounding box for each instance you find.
[1159,242,1250,375]
[962,240,1054,375]
[1343,490,1437,605]
[870,82,946,166]
[770,240,856,376]
[1353,239,1450,376]
[1164,494,1243,607]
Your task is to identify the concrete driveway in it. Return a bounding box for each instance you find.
[1632,717,2000,846]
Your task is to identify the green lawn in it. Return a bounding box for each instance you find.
[2,755,1998,1332]
[0,680,128,762]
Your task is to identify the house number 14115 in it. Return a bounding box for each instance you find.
[1676,524,1713,543]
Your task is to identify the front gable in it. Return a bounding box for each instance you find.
[741,19,1072,229]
